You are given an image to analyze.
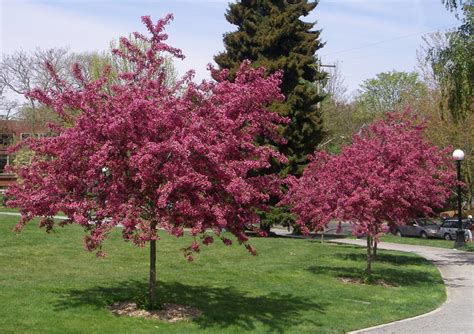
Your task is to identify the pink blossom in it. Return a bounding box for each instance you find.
[7,15,287,258]
[283,111,456,240]
[191,242,200,252]
[222,238,233,246]
[202,236,214,245]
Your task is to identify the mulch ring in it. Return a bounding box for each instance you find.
[338,276,398,288]
[108,302,202,322]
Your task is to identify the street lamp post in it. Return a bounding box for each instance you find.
[453,149,465,248]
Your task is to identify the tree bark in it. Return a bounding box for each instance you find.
[149,220,157,307]
[373,240,378,259]
[366,235,372,276]
[260,222,271,234]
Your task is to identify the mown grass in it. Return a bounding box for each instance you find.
[0,213,446,333]
[380,234,474,252]
[0,206,20,213]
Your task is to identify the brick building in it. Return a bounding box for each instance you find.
[0,120,45,192]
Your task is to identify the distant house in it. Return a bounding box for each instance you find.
[0,120,45,192]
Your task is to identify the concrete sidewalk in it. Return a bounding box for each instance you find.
[330,239,474,334]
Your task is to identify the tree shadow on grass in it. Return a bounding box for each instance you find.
[307,264,442,287]
[54,280,325,333]
[333,252,431,266]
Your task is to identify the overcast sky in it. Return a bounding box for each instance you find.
[0,0,460,96]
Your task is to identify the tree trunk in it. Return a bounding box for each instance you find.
[466,158,472,210]
[366,236,372,276]
[260,222,271,235]
[149,220,157,307]
[373,240,378,259]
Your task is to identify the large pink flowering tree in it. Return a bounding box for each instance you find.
[283,112,455,276]
[6,15,287,306]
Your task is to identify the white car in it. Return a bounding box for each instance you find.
[437,219,470,240]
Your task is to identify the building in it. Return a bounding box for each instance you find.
[0,120,45,192]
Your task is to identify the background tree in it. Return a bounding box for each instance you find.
[7,15,287,308]
[215,0,326,175]
[356,71,428,115]
[283,112,455,277]
[320,99,368,154]
[0,48,80,110]
[404,82,474,211]
[424,5,473,122]
[322,71,428,155]
[108,34,178,88]
[323,60,347,104]
[442,0,471,13]
[0,42,178,115]
[0,49,78,168]
[0,47,99,125]
[0,97,19,120]
[423,109,474,211]
[416,4,473,210]
[320,61,370,154]
[417,32,451,90]
[403,45,474,211]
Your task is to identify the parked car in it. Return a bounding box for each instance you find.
[438,219,471,240]
[394,218,440,239]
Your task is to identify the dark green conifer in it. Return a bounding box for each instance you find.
[215,0,326,175]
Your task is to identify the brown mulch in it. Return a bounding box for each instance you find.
[108,302,202,322]
[338,276,398,288]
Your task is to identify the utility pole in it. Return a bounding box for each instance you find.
[316,60,336,108]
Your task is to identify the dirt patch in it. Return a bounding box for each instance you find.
[108,302,202,322]
[338,276,398,288]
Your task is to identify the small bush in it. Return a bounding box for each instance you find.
[0,193,7,207]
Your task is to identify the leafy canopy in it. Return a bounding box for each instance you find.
[357,71,428,115]
[7,15,287,259]
[426,4,473,122]
[283,112,455,239]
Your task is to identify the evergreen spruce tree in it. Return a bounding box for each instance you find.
[215,0,326,175]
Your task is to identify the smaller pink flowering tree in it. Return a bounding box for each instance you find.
[283,112,455,276]
[6,15,287,307]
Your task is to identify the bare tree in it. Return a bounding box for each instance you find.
[417,32,452,90]
[0,47,73,111]
[0,47,101,118]
[109,34,178,88]
[0,50,38,109]
[0,97,19,120]
[323,61,348,104]
[33,47,73,90]
[0,44,178,119]
[71,52,101,83]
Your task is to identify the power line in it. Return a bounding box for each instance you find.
[321,24,457,57]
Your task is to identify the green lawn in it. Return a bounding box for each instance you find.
[380,234,474,252]
[0,206,21,213]
[0,214,446,334]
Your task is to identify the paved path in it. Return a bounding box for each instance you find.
[329,239,474,334]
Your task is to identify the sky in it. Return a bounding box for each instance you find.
[0,0,461,97]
